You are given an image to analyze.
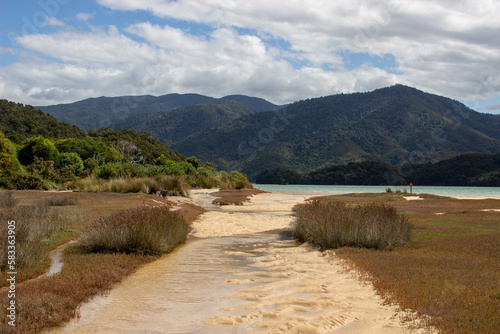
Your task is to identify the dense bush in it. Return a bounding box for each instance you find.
[17,136,59,166]
[78,206,189,256]
[293,200,412,250]
[55,152,85,175]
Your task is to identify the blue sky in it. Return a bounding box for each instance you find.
[0,0,499,114]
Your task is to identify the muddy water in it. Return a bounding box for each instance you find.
[50,233,296,334]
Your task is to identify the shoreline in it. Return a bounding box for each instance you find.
[252,184,500,200]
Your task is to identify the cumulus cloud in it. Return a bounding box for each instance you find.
[0,0,498,109]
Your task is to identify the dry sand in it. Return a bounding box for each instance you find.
[190,190,429,333]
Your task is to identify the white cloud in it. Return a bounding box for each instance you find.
[0,0,499,109]
[76,12,95,22]
[43,17,65,27]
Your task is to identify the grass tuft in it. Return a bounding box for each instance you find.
[0,190,18,207]
[293,200,412,250]
[46,195,78,206]
[0,195,62,280]
[78,206,189,256]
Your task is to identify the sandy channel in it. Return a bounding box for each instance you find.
[51,190,430,334]
[188,190,427,333]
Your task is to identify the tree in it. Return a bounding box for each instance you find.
[55,152,84,175]
[187,156,202,169]
[17,136,59,166]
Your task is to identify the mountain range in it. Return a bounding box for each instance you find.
[40,93,282,130]
[39,85,500,180]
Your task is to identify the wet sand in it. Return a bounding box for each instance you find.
[50,190,428,334]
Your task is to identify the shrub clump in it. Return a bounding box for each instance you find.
[78,206,189,256]
[293,200,412,250]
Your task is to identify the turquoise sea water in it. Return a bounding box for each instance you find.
[253,184,500,199]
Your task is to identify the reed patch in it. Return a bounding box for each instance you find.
[293,200,412,250]
[78,206,189,256]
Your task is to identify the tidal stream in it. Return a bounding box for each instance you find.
[49,191,418,334]
[51,233,295,333]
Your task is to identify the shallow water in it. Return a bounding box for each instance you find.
[254,184,500,199]
[50,233,296,334]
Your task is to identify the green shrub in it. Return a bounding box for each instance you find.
[293,200,412,250]
[78,206,189,256]
[56,152,84,175]
[176,161,197,175]
[155,154,168,166]
[96,163,126,179]
[17,136,59,166]
[12,171,50,190]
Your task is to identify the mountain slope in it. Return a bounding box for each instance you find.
[173,85,500,178]
[39,93,280,130]
[112,100,259,146]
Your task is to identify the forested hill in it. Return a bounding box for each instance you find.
[255,153,500,187]
[112,100,259,146]
[39,93,281,130]
[0,99,184,163]
[173,85,500,179]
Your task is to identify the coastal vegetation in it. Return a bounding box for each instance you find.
[293,200,412,250]
[296,193,500,334]
[0,99,252,192]
[79,206,189,256]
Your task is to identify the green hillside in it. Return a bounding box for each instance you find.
[112,100,259,146]
[173,85,500,178]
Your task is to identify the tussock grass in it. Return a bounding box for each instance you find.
[78,206,189,256]
[0,193,64,282]
[46,195,78,206]
[0,191,191,334]
[0,190,18,207]
[293,200,412,250]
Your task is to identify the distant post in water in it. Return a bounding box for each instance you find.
[410,183,413,194]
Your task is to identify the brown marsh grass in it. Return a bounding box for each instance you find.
[311,193,500,334]
[0,191,67,283]
[46,195,78,206]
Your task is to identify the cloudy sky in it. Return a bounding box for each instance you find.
[0,0,499,113]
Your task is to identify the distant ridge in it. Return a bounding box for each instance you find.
[39,93,281,130]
